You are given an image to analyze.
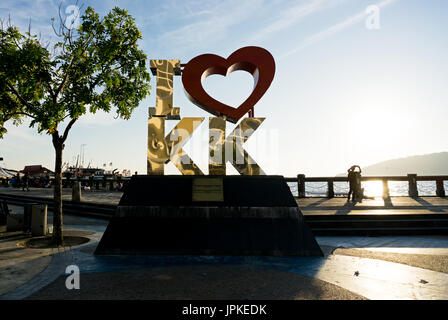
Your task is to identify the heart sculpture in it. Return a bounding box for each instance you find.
[182,46,275,123]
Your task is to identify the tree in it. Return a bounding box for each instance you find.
[0,6,151,245]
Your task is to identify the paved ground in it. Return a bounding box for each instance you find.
[333,248,448,273]
[27,265,366,300]
[0,229,99,296]
[2,224,365,300]
[0,232,55,296]
[2,188,448,300]
[2,222,448,300]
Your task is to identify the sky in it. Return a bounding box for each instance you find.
[0,0,447,176]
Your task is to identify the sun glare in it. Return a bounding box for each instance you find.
[362,181,383,197]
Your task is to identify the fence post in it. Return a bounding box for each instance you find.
[297,174,306,198]
[436,179,445,197]
[408,174,418,197]
[382,179,390,198]
[327,179,334,198]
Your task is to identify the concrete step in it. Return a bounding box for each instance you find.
[311,226,448,236]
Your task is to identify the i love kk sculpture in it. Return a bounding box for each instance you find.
[147,46,275,176]
[96,47,324,256]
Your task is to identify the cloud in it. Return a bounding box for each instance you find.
[142,0,222,25]
[249,0,348,43]
[0,0,61,41]
[0,120,47,154]
[279,0,400,59]
[7,128,43,142]
[76,110,123,127]
[153,0,266,53]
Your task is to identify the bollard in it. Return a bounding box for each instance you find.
[31,204,47,236]
[72,181,82,202]
[327,179,334,198]
[109,180,114,191]
[0,201,7,226]
[95,180,100,190]
[382,179,390,198]
[408,174,418,197]
[297,174,306,198]
[23,203,36,232]
[436,179,445,197]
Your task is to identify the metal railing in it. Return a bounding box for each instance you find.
[0,176,131,191]
[285,174,447,198]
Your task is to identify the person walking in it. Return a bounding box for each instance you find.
[12,173,20,188]
[22,172,30,191]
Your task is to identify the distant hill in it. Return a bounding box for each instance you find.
[358,152,448,176]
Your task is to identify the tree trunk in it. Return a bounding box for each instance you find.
[52,140,64,245]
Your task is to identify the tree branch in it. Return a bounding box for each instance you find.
[2,111,37,119]
[46,82,56,100]
[6,82,32,109]
[54,34,96,98]
[61,118,77,143]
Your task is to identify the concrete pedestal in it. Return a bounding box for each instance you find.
[95,175,323,256]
